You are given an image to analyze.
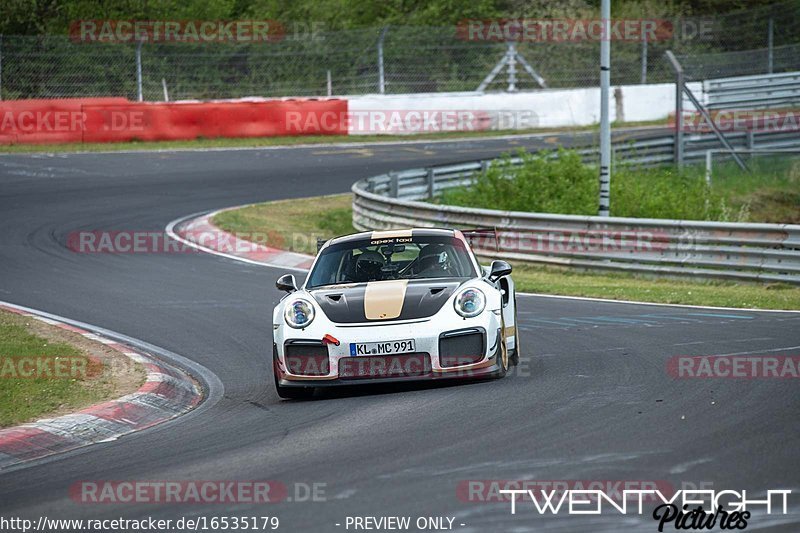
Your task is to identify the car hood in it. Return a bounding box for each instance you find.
[308,278,469,323]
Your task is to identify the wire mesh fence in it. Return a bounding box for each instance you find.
[0,0,799,100]
[676,43,800,81]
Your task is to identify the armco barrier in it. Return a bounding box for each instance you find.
[352,155,800,285]
[704,71,800,110]
[1,98,347,144]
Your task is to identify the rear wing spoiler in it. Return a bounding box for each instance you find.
[317,229,497,254]
[461,227,499,252]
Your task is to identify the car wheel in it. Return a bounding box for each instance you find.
[495,326,508,379]
[273,354,315,400]
[509,299,520,367]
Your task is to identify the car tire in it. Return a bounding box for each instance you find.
[495,326,508,379]
[273,354,315,400]
[509,298,520,367]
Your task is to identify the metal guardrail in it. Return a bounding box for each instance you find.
[704,70,800,110]
[352,133,800,284]
[562,129,798,167]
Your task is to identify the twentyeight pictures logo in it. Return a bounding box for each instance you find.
[497,488,792,531]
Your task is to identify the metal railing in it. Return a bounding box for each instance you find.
[351,134,800,285]
[668,50,800,168]
[704,70,800,110]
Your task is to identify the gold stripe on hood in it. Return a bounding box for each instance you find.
[364,280,408,320]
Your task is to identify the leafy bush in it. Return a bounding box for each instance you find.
[439,149,750,221]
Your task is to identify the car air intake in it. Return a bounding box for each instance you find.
[284,341,330,376]
[439,328,485,367]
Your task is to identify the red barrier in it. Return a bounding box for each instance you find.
[0,98,128,144]
[0,98,348,145]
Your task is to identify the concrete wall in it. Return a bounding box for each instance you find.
[347,82,701,134]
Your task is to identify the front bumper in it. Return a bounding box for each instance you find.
[273,314,505,387]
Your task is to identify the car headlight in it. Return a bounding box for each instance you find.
[454,287,486,318]
[284,298,315,328]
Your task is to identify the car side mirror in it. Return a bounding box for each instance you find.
[276,274,298,293]
[488,260,512,281]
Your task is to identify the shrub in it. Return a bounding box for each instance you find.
[439,149,749,221]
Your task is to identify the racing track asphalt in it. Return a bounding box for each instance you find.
[1,129,799,532]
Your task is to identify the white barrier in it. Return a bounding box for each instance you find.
[347,82,701,134]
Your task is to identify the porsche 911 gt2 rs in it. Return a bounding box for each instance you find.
[271,228,519,399]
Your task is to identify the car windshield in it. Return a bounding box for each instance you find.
[306,234,476,288]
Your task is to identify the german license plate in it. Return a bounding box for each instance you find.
[350,339,416,356]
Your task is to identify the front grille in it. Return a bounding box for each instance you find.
[338,353,432,379]
[439,329,485,367]
[285,342,330,376]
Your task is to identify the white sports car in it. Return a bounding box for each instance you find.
[271,228,519,399]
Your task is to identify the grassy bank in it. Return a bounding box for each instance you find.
[214,194,355,256]
[0,310,145,427]
[439,149,800,224]
[212,194,800,310]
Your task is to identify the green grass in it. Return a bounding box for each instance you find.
[510,264,800,310]
[707,156,800,224]
[214,194,356,256]
[439,149,800,223]
[0,311,107,427]
[213,194,800,310]
[0,120,666,154]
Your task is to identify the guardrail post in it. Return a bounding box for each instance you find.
[665,51,684,168]
[389,172,398,198]
[327,70,332,97]
[377,26,389,94]
[598,0,612,217]
[426,168,435,199]
[640,33,647,84]
[136,39,144,102]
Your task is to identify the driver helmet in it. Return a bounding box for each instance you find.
[417,243,449,274]
[355,250,385,280]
